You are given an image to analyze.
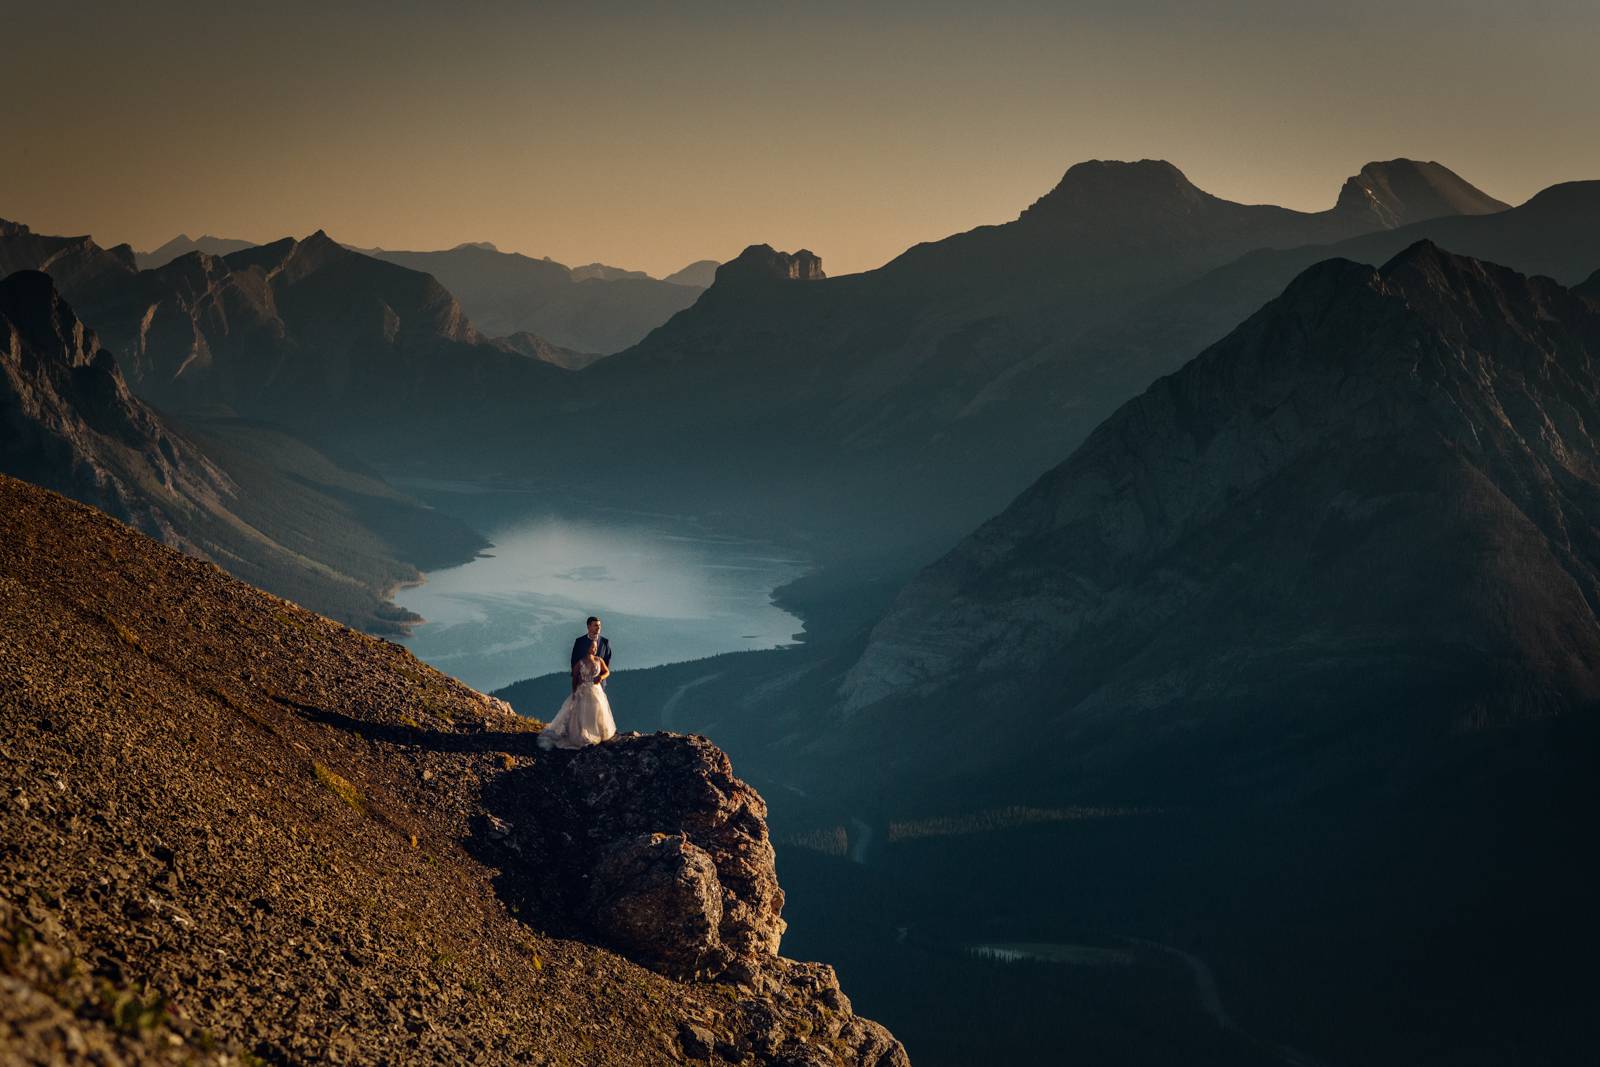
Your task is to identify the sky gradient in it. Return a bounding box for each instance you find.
[4,1,1596,278]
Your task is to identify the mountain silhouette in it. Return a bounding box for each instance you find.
[526,160,1519,560]
[663,259,722,288]
[365,243,706,354]
[135,233,255,270]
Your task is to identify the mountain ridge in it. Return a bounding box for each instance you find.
[511,158,1523,562]
[839,241,1600,801]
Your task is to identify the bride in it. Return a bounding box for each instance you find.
[538,640,617,749]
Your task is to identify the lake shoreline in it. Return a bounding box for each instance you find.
[386,479,815,693]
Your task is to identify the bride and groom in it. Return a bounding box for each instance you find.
[538,615,618,750]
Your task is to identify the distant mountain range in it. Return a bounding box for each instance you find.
[663,259,721,288]
[0,221,570,439]
[135,233,256,269]
[17,160,1580,571]
[0,269,486,633]
[361,244,710,354]
[489,330,605,370]
[514,159,1546,562]
[133,232,720,355]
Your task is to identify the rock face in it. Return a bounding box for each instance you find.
[0,217,136,295]
[588,832,727,977]
[840,242,1600,803]
[715,245,827,285]
[0,269,231,541]
[495,733,787,980]
[0,474,906,1066]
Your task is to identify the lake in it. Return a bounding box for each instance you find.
[393,500,810,694]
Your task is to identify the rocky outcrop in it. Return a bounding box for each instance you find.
[492,733,787,978]
[714,245,826,285]
[469,731,908,1064]
[0,474,905,1065]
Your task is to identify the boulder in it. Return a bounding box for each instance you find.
[585,833,725,979]
[502,732,787,978]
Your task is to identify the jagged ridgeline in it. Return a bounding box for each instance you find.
[0,476,905,1065]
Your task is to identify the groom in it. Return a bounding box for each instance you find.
[570,615,612,692]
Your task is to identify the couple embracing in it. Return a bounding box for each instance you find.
[537,615,618,750]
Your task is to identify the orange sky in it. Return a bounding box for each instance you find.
[4,2,1596,278]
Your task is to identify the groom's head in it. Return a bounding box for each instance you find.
[587,616,602,639]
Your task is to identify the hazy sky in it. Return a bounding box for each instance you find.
[4,1,1596,277]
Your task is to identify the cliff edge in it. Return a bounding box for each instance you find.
[0,474,905,1065]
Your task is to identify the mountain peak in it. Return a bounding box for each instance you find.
[0,270,97,368]
[713,244,825,286]
[1575,268,1600,308]
[1333,159,1508,228]
[1021,159,1206,220]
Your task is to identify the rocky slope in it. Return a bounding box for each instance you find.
[490,329,606,370]
[0,473,905,1065]
[0,270,486,634]
[841,242,1600,802]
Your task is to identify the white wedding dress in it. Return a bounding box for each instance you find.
[538,657,617,749]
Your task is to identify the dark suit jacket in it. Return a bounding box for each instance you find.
[571,634,612,691]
